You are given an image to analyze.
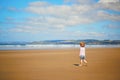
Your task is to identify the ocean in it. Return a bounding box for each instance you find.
[0,44,120,50]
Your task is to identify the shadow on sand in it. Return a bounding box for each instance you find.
[73,64,79,66]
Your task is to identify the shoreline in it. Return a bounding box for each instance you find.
[0,47,120,51]
[0,44,120,50]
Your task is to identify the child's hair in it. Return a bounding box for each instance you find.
[80,42,85,47]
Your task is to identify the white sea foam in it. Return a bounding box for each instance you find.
[0,44,120,50]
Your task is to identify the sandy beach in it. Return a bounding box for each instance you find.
[0,48,120,80]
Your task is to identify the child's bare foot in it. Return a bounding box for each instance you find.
[79,64,82,66]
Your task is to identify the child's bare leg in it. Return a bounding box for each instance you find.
[84,59,87,63]
[83,59,87,65]
[80,60,83,66]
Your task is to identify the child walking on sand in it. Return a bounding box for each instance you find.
[79,42,87,66]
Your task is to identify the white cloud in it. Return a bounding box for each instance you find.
[29,1,50,7]
[58,31,107,40]
[73,31,105,37]
[98,0,120,3]
[25,1,98,28]
[97,11,120,21]
[8,0,120,38]
[98,0,120,12]
[105,24,120,29]
[25,1,120,29]
[64,0,96,4]
[10,26,47,34]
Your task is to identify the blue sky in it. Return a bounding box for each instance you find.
[0,0,120,42]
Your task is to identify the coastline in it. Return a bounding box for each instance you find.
[0,44,120,50]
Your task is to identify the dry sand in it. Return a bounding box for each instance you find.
[0,48,120,80]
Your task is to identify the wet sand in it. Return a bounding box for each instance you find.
[0,48,120,80]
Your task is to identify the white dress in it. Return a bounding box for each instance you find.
[79,47,85,56]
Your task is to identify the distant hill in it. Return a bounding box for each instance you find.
[23,39,120,45]
[0,39,120,45]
